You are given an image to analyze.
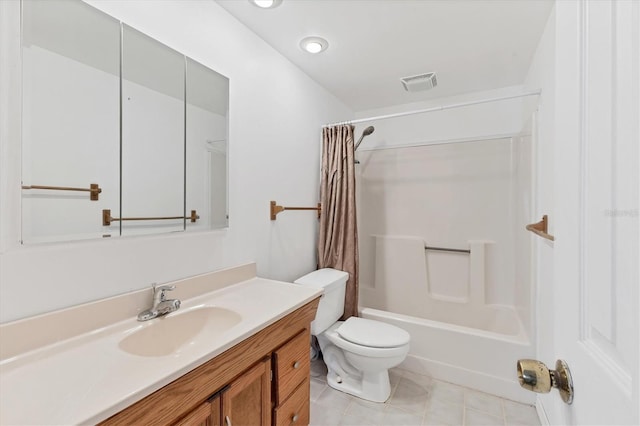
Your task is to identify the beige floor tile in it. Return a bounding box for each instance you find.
[310,401,346,426]
[310,378,328,402]
[430,381,466,406]
[383,406,424,426]
[465,389,504,418]
[314,385,353,414]
[339,413,375,426]
[344,397,387,425]
[309,375,540,426]
[388,377,431,415]
[465,408,505,426]
[423,398,464,426]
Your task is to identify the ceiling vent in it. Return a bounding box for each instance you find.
[400,72,437,92]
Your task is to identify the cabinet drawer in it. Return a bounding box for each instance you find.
[273,380,310,426]
[274,330,310,404]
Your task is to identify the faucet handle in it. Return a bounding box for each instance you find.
[153,284,176,292]
[152,284,176,303]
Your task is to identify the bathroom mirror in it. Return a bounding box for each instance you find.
[21,0,121,243]
[20,0,229,243]
[185,58,229,230]
[120,25,186,237]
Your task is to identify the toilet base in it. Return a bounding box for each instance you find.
[326,368,392,403]
[319,341,392,402]
[315,321,408,403]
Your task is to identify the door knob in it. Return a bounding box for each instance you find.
[517,359,574,404]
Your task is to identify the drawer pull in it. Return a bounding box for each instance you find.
[225,415,232,426]
[292,413,299,423]
[293,361,300,369]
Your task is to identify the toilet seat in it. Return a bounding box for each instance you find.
[336,317,410,348]
[323,321,410,358]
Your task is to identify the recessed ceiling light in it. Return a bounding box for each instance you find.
[300,36,329,54]
[249,0,282,9]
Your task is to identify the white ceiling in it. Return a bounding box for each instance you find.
[216,0,553,112]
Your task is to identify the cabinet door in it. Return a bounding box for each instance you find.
[221,358,271,426]
[174,393,220,426]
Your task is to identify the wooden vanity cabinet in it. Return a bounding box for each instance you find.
[179,358,271,426]
[173,396,218,426]
[273,330,311,426]
[99,298,319,426]
[221,357,271,426]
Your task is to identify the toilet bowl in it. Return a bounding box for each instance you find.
[295,268,410,402]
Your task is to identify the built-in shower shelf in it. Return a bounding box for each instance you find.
[526,215,555,241]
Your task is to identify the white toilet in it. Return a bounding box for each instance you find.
[295,268,410,402]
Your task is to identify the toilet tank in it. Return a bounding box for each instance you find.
[294,268,348,335]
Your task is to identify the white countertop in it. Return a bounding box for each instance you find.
[0,278,322,425]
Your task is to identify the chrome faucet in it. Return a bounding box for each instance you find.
[137,284,181,321]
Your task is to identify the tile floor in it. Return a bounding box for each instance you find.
[309,360,540,426]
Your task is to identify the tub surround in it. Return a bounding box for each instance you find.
[0,263,322,425]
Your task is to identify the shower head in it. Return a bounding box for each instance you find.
[355,126,375,151]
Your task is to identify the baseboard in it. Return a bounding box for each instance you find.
[399,354,536,405]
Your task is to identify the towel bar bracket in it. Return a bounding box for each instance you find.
[526,215,555,241]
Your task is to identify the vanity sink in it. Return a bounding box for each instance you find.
[119,306,242,357]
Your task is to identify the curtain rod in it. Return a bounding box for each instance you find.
[356,133,519,152]
[322,89,541,128]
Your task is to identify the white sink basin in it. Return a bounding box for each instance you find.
[119,307,242,357]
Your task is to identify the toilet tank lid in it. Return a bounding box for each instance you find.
[294,268,349,289]
[336,317,410,348]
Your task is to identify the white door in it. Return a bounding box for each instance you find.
[554,0,639,424]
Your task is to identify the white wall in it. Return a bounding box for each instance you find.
[0,0,352,323]
[352,85,527,151]
[522,5,557,423]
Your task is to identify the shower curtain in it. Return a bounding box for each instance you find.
[318,125,359,319]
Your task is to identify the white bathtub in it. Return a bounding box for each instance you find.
[360,306,536,404]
